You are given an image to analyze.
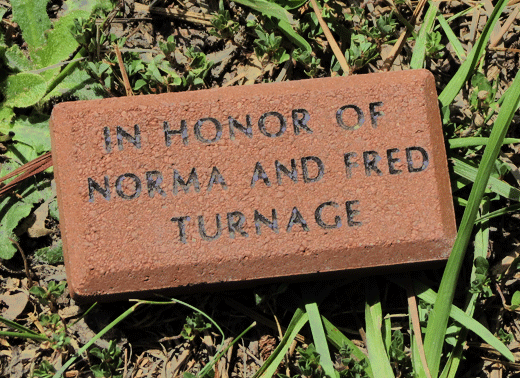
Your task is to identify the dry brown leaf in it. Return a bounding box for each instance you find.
[0,291,28,320]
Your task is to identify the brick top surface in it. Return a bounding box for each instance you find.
[50,69,456,301]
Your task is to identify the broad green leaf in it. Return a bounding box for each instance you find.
[61,0,114,15]
[4,73,47,108]
[424,65,520,377]
[0,178,41,259]
[42,66,105,102]
[34,239,63,265]
[0,106,15,123]
[0,7,7,20]
[11,0,51,54]
[511,291,520,310]
[9,115,51,154]
[305,302,337,378]
[4,45,34,72]
[33,10,87,74]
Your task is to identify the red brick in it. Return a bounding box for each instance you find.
[50,69,456,301]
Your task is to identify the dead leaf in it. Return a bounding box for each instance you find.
[16,202,52,238]
[0,291,28,320]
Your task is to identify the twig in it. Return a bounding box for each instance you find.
[27,57,86,75]
[406,280,432,378]
[381,0,428,71]
[490,5,520,47]
[134,2,213,26]
[238,344,263,367]
[114,43,134,96]
[489,46,520,53]
[8,237,33,288]
[309,0,350,75]
[0,152,53,197]
[222,72,247,87]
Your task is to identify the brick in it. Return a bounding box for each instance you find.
[50,69,456,301]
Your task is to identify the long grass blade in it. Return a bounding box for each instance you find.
[423,67,520,377]
[253,307,309,378]
[475,203,520,223]
[0,315,41,335]
[0,330,49,342]
[54,302,141,378]
[390,277,514,362]
[321,316,373,377]
[410,1,438,69]
[198,322,256,378]
[444,196,491,378]
[305,302,337,378]
[452,156,520,201]
[449,137,520,148]
[436,13,466,61]
[364,283,395,378]
[438,0,508,107]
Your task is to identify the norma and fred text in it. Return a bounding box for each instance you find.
[86,102,430,243]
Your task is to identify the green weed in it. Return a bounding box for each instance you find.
[181,312,212,341]
[210,1,240,39]
[32,360,57,378]
[30,281,67,307]
[254,28,291,65]
[90,340,124,378]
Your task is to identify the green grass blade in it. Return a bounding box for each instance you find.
[424,66,520,377]
[54,302,142,378]
[449,137,520,148]
[440,197,491,378]
[0,315,41,335]
[412,279,513,361]
[475,203,520,223]
[305,302,337,378]
[364,284,395,378]
[198,322,256,378]
[445,3,483,24]
[0,330,49,342]
[253,307,309,378]
[436,14,466,61]
[321,316,373,378]
[438,0,508,107]
[452,156,520,201]
[410,1,438,69]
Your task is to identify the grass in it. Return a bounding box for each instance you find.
[0,0,520,377]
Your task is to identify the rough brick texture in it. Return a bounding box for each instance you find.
[50,69,456,301]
